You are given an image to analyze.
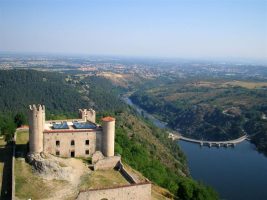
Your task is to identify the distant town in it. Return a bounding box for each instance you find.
[1,54,267,81]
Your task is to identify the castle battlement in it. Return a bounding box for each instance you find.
[29,104,45,111]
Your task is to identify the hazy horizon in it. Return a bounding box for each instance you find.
[1,0,266,60]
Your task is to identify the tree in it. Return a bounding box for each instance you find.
[14,112,26,127]
[1,119,16,142]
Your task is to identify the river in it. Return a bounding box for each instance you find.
[124,97,267,200]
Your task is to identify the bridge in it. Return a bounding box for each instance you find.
[169,133,248,147]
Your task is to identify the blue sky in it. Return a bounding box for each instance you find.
[0,0,266,60]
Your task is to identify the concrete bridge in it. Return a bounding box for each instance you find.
[169,133,248,147]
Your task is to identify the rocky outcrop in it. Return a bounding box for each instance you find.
[91,151,104,164]
[26,153,74,181]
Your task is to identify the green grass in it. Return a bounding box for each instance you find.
[15,130,29,145]
[14,130,71,199]
[0,138,6,146]
[79,170,130,190]
[15,159,68,199]
[15,130,29,158]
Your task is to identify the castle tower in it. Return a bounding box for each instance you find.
[101,117,115,157]
[86,109,96,123]
[79,109,87,121]
[29,104,45,154]
[79,108,96,123]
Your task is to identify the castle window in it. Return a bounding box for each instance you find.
[56,140,60,146]
[85,140,89,145]
[71,140,75,146]
[85,150,89,155]
[56,151,60,156]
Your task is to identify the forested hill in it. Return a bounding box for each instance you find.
[0,70,124,117]
[0,70,87,115]
[130,78,267,155]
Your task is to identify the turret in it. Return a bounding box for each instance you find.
[29,104,45,154]
[79,108,96,123]
[101,116,115,157]
[86,109,96,123]
[79,109,87,121]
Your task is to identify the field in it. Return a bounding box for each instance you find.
[224,81,267,89]
[79,170,130,190]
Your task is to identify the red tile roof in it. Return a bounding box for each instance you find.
[102,116,115,122]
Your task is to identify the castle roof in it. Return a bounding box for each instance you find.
[44,120,99,131]
[102,116,115,122]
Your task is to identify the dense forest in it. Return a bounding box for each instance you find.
[130,78,267,155]
[0,70,88,116]
[0,69,218,200]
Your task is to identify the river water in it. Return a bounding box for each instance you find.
[124,97,267,200]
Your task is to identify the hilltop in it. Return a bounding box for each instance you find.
[0,69,219,199]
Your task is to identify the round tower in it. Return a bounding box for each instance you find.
[101,117,115,157]
[29,104,45,154]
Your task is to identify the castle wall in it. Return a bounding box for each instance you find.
[76,182,151,200]
[96,131,102,151]
[43,130,101,157]
[93,156,121,170]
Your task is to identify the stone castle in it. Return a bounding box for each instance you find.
[27,104,151,200]
[28,104,115,158]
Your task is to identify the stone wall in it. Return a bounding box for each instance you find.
[43,130,102,157]
[93,155,121,170]
[76,182,151,200]
[118,161,137,184]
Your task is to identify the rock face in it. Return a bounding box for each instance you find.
[26,153,74,181]
[91,151,104,164]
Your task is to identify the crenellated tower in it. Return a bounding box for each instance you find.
[79,108,96,123]
[86,109,96,123]
[29,104,45,154]
[101,116,115,157]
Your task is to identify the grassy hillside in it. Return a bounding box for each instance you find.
[111,111,218,199]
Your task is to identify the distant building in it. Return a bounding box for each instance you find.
[28,104,115,158]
